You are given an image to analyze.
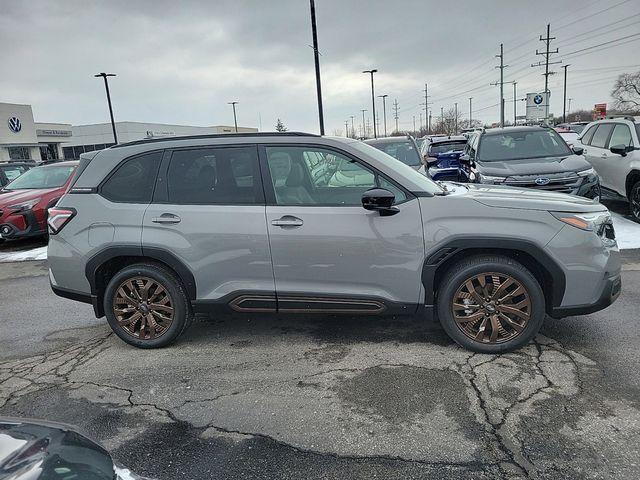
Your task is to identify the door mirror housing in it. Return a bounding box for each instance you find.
[610,144,628,157]
[572,145,584,156]
[459,153,472,165]
[362,188,399,216]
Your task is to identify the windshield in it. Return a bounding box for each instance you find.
[365,140,421,166]
[5,165,75,190]
[351,141,444,195]
[429,141,467,155]
[477,129,571,161]
[570,124,586,134]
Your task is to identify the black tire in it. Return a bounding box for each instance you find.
[629,180,640,223]
[104,263,192,348]
[436,255,545,353]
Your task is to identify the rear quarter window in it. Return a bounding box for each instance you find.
[100,151,162,203]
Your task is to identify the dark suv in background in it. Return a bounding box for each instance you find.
[461,126,600,199]
[363,136,422,170]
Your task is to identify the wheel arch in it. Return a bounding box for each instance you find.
[422,238,565,315]
[85,245,196,317]
[625,169,640,199]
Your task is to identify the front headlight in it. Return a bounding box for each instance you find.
[577,167,596,177]
[478,174,506,184]
[8,198,41,213]
[551,211,611,231]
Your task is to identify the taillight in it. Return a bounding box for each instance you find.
[47,207,76,234]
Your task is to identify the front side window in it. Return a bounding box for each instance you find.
[609,124,634,148]
[266,146,406,206]
[5,165,75,190]
[166,146,261,205]
[101,151,161,203]
[580,125,597,145]
[477,129,571,161]
[590,124,614,149]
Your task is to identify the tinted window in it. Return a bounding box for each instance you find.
[477,129,570,161]
[609,124,634,147]
[266,146,406,206]
[6,165,75,190]
[429,141,467,155]
[167,146,261,205]
[101,152,161,203]
[365,140,421,166]
[0,165,27,182]
[580,125,597,145]
[590,124,614,149]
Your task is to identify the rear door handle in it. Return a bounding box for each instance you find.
[271,215,303,228]
[601,154,608,159]
[152,213,181,224]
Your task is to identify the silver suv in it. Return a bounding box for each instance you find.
[48,133,621,353]
[577,116,640,222]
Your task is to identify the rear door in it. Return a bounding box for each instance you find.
[605,123,635,196]
[142,145,275,307]
[585,123,615,191]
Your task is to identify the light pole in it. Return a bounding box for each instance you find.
[228,101,239,132]
[361,109,367,138]
[469,97,473,129]
[378,94,388,137]
[513,82,517,125]
[454,102,458,134]
[562,64,570,123]
[94,73,118,144]
[309,0,324,135]
[350,115,355,138]
[363,69,378,138]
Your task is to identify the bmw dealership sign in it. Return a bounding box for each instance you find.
[8,116,21,133]
[526,92,550,121]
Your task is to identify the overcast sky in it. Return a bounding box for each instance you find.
[1,0,639,134]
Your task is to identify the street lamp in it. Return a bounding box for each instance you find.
[361,109,367,138]
[228,101,239,132]
[94,73,118,144]
[378,94,388,137]
[363,69,378,138]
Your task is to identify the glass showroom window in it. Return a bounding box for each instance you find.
[8,147,31,160]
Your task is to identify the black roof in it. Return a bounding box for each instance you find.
[111,131,319,149]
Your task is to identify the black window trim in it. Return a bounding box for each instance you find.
[258,143,414,207]
[98,149,165,204]
[151,143,266,206]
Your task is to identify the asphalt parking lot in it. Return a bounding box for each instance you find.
[1,253,639,480]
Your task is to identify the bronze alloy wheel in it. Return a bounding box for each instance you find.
[451,272,532,344]
[112,276,175,340]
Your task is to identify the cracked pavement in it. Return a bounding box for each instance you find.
[1,259,640,479]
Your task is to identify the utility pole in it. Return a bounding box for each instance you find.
[562,64,570,123]
[491,43,507,128]
[227,101,239,132]
[413,115,416,135]
[350,115,355,137]
[469,97,473,128]
[94,73,118,144]
[454,103,458,134]
[309,0,325,135]
[363,69,378,138]
[393,99,399,133]
[568,98,573,113]
[532,23,560,120]
[366,118,371,138]
[361,109,367,138]
[424,83,429,134]
[378,94,388,136]
[419,112,423,131]
[428,110,432,133]
[513,82,517,125]
[344,120,349,137]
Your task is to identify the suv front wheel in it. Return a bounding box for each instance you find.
[629,180,640,223]
[104,263,192,348]
[437,255,545,353]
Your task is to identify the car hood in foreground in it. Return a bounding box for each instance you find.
[0,188,53,206]
[441,182,605,213]
[475,154,590,177]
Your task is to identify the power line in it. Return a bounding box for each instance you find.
[556,0,632,30]
[563,32,640,57]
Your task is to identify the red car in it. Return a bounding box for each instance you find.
[0,160,78,242]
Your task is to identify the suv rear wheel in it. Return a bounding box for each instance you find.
[104,263,191,348]
[629,180,640,223]
[437,255,545,353]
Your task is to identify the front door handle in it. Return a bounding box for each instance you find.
[271,215,303,228]
[601,153,608,159]
[152,213,181,224]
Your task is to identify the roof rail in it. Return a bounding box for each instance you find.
[110,131,319,149]
[606,115,637,121]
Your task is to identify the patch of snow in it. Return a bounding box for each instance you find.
[611,212,640,250]
[0,246,48,263]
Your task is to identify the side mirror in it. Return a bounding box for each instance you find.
[610,144,628,157]
[362,188,399,216]
[459,154,471,165]
[572,146,584,156]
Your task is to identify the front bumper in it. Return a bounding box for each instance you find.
[550,272,621,318]
[0,209,46,240]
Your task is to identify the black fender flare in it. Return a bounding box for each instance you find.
[421,236,566,308]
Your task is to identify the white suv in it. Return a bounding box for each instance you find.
[577,116,640,222]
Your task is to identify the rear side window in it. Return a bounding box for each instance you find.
[166,146,262,205]
[590,124,614,148]
[580,125,597,145]
[101,151,162,203]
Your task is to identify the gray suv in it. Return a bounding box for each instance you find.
[48,133,621,353]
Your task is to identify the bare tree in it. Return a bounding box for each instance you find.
[331,128,343,136]
[432,107,463,135]
[611,71,640,113]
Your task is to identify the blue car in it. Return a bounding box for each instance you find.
[421,135,468,181]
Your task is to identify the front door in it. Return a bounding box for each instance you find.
[261,144,425,313]
[142,145,275,307]
[584,123,615,192]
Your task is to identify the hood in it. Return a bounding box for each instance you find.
[476,154,590,177]
[0,189,50,207]
[450,183,605,213]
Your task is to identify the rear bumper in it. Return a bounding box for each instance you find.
[50,283,102,317]
[550,272,621,318]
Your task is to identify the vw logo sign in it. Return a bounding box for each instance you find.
[533,94,544,105]
[535,177,550,186]
[8,117,21,133]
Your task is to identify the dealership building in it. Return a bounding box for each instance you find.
[0,102,73,162]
